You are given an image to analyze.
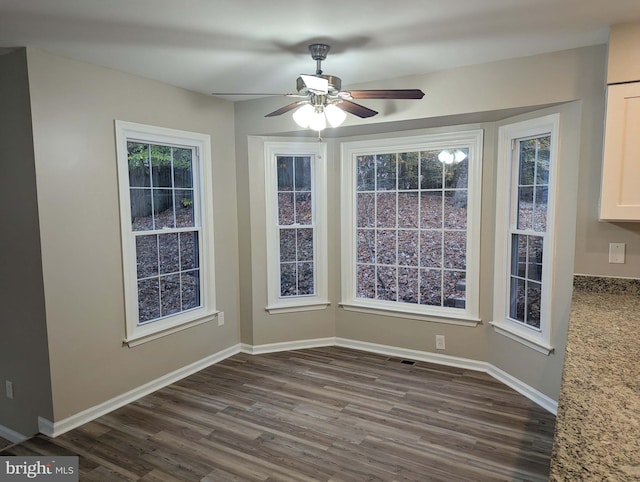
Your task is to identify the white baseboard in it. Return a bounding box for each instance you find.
[0,423,28,444]
[38,343,242,438]
[37,337,556,438]
[240,337,335,355]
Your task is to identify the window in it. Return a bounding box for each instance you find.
[264,142,328,313]
[340,131,483,324]
[492,115,559,354]
[115,121,216,345]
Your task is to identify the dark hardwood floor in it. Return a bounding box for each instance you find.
[1,347,555,481]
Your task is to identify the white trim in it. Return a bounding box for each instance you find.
[340,130,483,321]
[339,302,480,327]
[0,423,28,444]
[240,337,335,355]
[493,114,559,352]
[487,364,558,415]
[264,141,329,313]
[38,344,241,438]
[489,321,554,355]
[124,311,219,347]
[114,120,217,343]
[36,339,556,438]
[265,301,330,314]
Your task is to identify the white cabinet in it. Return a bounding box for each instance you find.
[600,82,640,221]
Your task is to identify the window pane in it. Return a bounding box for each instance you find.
[420,192,442,229]
[398,267,419,303]
[443,231,466,270]
[151,145,172,188]
[277,157,294,191]
[158,233,180,274]
[294,157,312,191]
[279,229,296,262]
[444,190,467,230]
[509,276,526,323]
[511,234,528,278]
[280,263,297,296]
[357,264,376,298]
[136,235,158,279]
[376,229,397,265]
[533,186,548,232]
[173,148,193,188]
[398,193,419,228]
[160,274,181,317]
[127,142,151,187]
[138,278,160,323]
[444,153,468,189]
[420,152,443,190]
[398,230,419,267]
[357,229,375,264]
[357,193,376,228]
[278,193,295,225]
[297,228,314,262]
[298,262,314,295]
[526,281,542,328]
[398,152,419,190]
[420,230,442,268]
[376,192,396,228]
[179,231,198,271]
[519,139,536,186]
[376,154,396,191]
[377,266,397,301]
[181,270,200,310]
[131,189,153,231]
[420,268,442,306]
[528,235,543,282]
[443,270,466,309]
[357,155,376,191]
[153,189,175,229]
[175,190,194,228]
[517,186,534,230]
[536,139,551,185]
[295,192,312,225]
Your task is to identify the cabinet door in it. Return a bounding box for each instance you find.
[600,82,640,221]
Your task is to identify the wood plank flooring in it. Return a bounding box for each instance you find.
[0,347,555,481]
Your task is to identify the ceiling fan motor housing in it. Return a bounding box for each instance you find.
[296,75,341,95]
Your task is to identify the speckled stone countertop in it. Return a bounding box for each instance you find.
[550,275,640,481]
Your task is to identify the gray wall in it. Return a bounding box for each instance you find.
[235,45,618,401]
[0,49,53,435]
[25,48,241,422]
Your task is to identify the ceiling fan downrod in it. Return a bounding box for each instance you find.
[308,43,330,75]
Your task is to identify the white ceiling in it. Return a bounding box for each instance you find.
[1,0,640,100]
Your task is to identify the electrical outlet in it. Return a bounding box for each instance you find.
[217,311,225,326]
[609,243,625,264]
[5,380,14,400]
[435,335,446,350]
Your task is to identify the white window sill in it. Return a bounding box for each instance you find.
[124,312,218,347]
[489,321,554,355]
[339,302,480,327]
[265,301,330,314]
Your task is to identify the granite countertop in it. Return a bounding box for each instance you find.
[550,276,640,481]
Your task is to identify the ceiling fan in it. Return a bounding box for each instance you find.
[214,43,425,131]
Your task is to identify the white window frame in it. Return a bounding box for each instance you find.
[115,121,217,346]
[340,130,483,326]
[491,114,559,354]
[264,142,329,313]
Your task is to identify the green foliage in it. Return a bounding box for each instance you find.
[127,142,192,170]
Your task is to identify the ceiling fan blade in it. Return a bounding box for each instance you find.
[300,74,329,94]
[347,89,425,100]
[265,101,305,117]
[338,100,378,118]
[211,92,304,97]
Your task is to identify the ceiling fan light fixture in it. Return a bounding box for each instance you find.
[324,103,347,128]
[293,103,315,128]
[308,107,327,131]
